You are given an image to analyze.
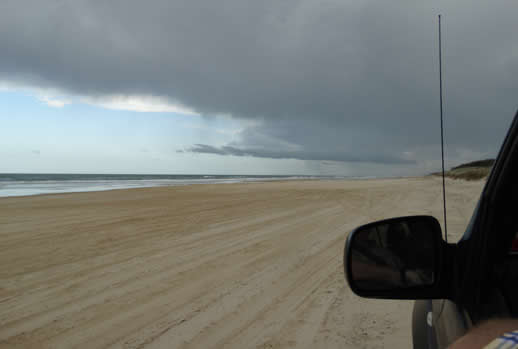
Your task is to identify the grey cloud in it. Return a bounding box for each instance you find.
[1,0,517,172]
[187,144,415,164]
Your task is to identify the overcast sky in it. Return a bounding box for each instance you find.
[1,0,517,175]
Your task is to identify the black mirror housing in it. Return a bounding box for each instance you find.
[344,215,449,299]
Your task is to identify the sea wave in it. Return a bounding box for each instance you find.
[0,174,334,197]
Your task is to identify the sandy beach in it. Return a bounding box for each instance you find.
[0,177,484,348]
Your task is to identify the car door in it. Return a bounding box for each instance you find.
[431,109,518,348]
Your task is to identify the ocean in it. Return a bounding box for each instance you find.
[0,173,325,197]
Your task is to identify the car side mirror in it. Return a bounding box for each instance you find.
[344,215,448,299]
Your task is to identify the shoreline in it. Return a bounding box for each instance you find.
[0,175,438,199]
[0,177,316,199]
[0,177,312,199]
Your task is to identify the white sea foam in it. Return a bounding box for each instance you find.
[0,175,320,197]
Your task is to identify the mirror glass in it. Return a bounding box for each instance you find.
[350,217,436,291]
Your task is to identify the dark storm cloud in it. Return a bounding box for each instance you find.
[1,0,517,171]
[186,144,415,164]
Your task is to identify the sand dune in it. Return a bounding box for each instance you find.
[0,177,484,348]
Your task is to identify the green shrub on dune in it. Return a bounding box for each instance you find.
[432,159,494,181]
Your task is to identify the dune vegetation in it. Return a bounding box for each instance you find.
[433,159,495,181]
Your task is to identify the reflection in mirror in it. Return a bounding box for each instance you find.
[350,218,435,291]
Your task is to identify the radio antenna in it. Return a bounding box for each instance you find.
[438,14,448,242]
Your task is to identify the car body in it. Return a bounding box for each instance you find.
[344,110,518,348]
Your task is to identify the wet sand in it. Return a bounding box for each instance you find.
[0,177,484,348]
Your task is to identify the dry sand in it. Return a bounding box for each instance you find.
[0,177,484,348]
